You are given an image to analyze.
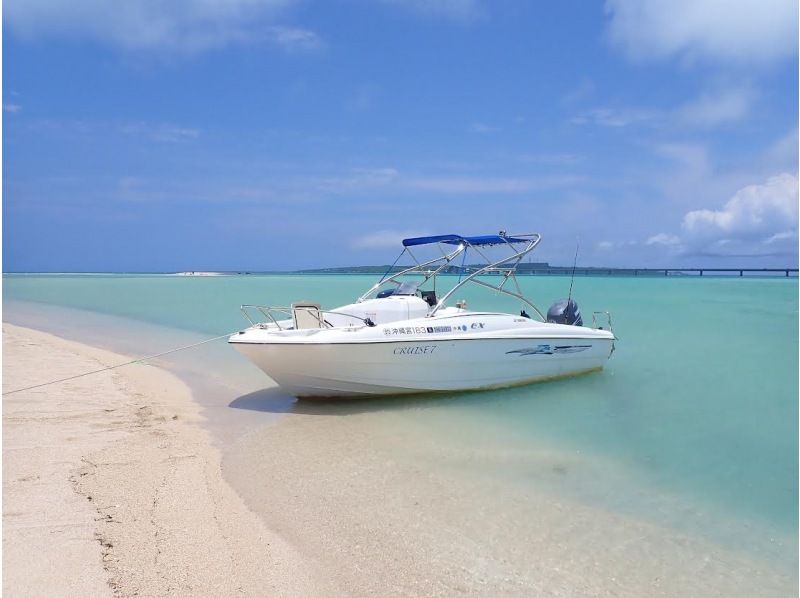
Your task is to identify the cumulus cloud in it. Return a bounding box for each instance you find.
[3,104,22,113]
[352,230,430,250]
[682,173,798,239]
[4,0,320,53]
[605,0,798,65]
[648,173,799,256]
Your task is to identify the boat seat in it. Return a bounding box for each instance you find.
[292,302,325,329]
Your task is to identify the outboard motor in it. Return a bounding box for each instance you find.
[546,298,583,326]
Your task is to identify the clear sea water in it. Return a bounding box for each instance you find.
[3,273,798,574]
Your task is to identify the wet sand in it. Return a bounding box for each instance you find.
[2,324,324,596]
[224,399,797,597]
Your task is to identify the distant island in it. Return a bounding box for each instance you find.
[188,264,799,278]
[5,265,797,277]
[288,263,798,277]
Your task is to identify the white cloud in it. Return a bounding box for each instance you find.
[4,0,320,53]
[682,173,798,240]
[764,231,797,245]
[677,86,756,127]
[648,173,799,256]
[596,239,639,251]
[646,233,681,246]
[605,0,798,65]
[352,230,430,249]
[3,104,22,113]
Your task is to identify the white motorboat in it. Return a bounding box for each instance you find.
[229,232,615,398]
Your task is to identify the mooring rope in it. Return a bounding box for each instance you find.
[3,330,240,396]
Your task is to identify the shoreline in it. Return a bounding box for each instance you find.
[3,318,797,596]
[2,323,324,596]
[224,400,797,597]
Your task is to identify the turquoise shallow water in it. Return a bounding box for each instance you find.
[3,273,798,569]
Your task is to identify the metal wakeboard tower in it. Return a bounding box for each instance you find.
[357,231,545,319]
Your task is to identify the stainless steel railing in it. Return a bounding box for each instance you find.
[591,311,614,333]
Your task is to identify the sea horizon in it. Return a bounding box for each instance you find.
[4,266,798,276]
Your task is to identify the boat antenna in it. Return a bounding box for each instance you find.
[567,238,579,303]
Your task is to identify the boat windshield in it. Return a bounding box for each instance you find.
[393,281,419,295]
[376,281,420,298]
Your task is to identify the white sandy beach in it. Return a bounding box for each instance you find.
[2,324,325,596]
[2,323,796,597]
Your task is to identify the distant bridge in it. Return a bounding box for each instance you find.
[517,268,798,278]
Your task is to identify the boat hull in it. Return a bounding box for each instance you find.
[232,335,614,398]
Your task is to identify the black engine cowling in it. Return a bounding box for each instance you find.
[546,298,583,326]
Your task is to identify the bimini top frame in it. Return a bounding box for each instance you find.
[356,232,545,320]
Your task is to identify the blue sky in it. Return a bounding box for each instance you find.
[3,0,798,271]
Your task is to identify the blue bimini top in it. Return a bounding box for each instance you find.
[402,234,528,247]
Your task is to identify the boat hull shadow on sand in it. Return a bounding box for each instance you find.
[230,232,616,398]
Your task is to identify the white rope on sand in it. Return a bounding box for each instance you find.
[3,330,240,396]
